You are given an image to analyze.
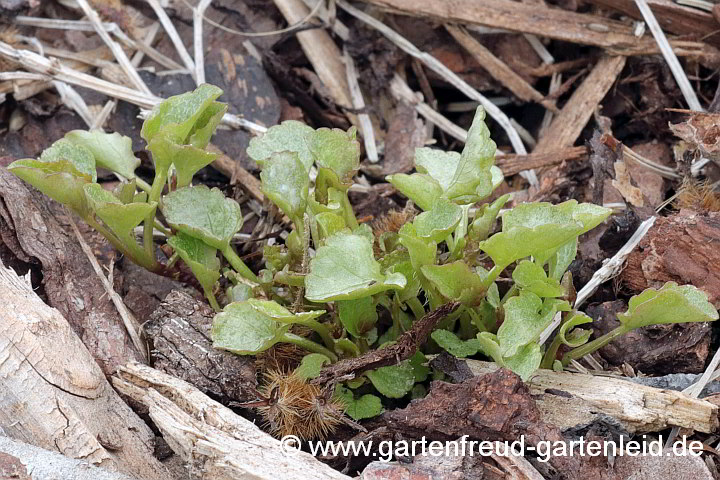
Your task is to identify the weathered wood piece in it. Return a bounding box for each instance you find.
[0,258,172,480]
[463,360,718,434]
[0,436,140,480]
[113,362,351,480]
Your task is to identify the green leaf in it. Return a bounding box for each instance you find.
[617,282,719,330]
[337,297,378,338]
[431,330,481,358]
[211,300,291,355]
[409,351,430,382]
[162,185,243,251]
[141,84,224,146]
[334,386,383,421]
[558,312,593,348]
[84,183,156,246]
[470,194,510,242]
[113,179,138,204]
[167,232,221,295]
[305,232,407,302]
[366,361,415,398]
[260,151,309,227]
[314,212,347,245]
[247,120,315,171]
[548,238,578,281]
[8,139,98,215]
[503,342,542,381]
[309,127,360,187]
[479,223,582,268]
[245,298,326,324]
[498,291,570,357]
[512,260,565,298]
[386,173,443,211]
[65,130,140,179]
[421,262,485,306]
[146,134,217,188]
[413,198,463,243]
[294,353,332,380]
[398,224,437,272]
[444,107,496,203]
[414,147,462,192]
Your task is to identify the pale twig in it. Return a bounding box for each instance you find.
[336,0,537,185]
[146,0,197,76]
[193,0,213,84]
[76,0,152,95]
[0,71,50,81]
[0,41,267,134]
[623,144,680,179]
[67,214,148,362]
[634,0,703,111]
[14,16,184,71]
[389,74,468,143]
[342,46,378,162]
[301,0,350,40]
[54,81,95,127]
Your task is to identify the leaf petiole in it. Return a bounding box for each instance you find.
[282,332,338,362]
[222,244,259,283]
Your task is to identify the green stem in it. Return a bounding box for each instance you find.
[334,338,361,357]
[500,285,519,305]
[406,296,426,322]
[274,270,306,287]
[135,177,152,194]
[149,169,168,203]
[86,217,158,271]
[222,244,259,283]
[481,264,505,289]
[340,192,358,230]
[282,333,338,362]
[154,220,172,236]
[540,333,564,370]
[293,318,336,351]
[143,214,155,261]
[203,286,221,312]
[561,325,630,367]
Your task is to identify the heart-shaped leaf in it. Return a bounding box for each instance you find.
[167,232,221,295]
[421,261,485,306]
[211,300,291,355]
[247,120,315,171]
[617,282,718,329]
[309,127,360,188]
[498,291,570,357]
[479,223,583,268]
[334,386,383,421]
[260,151,309,227]
[431,329,481,358]
[337,297,378,339]
[65,130,140,179]
[512,260,565,298]
[305,232,407,302]
[9,139,97,215]
[84,183,156,247]
[413,198,463,243]
[503,342,542,381]
[146,133,217,188]
[366,361,415,398]
[141,84,224,146]
[162,185,243,251]
[294,353,332,380]
[385,173,443,211]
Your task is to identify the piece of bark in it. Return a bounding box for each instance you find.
[361,0,662,53]
[621,210,720,307]
[496,146,588,177]
[312,302,459,385]
[144,290,257,403]
[0,436,140,480]
[382,369,589,478]
[585,0,719,47]
[113,362,351,480]
[445,25,557,112]
[587,300,711,374]
[0,167,140,374]
[461,360,718,434]
[371,101,426,176]
[535,56,626,153]
[0,258,172,480]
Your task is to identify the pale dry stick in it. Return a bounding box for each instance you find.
[76,0,152,95]
[93,23,162,130]
[301,0,350,40]
[623,144,680,179]
[146,0,196,76]
[389,74,468,142]
[538,216,657,345]
[193,0,213,84]
[336,0,538,184]
[523,33,554,65]
[490,452,545,480]
[67,214,148,362]
[54,80,95,127]
[634,0,703,111]
[676,0,713,10]
[0,71,49,81]
[0,40,267,134]
[14,16,184,71]
[343,46,378,162]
